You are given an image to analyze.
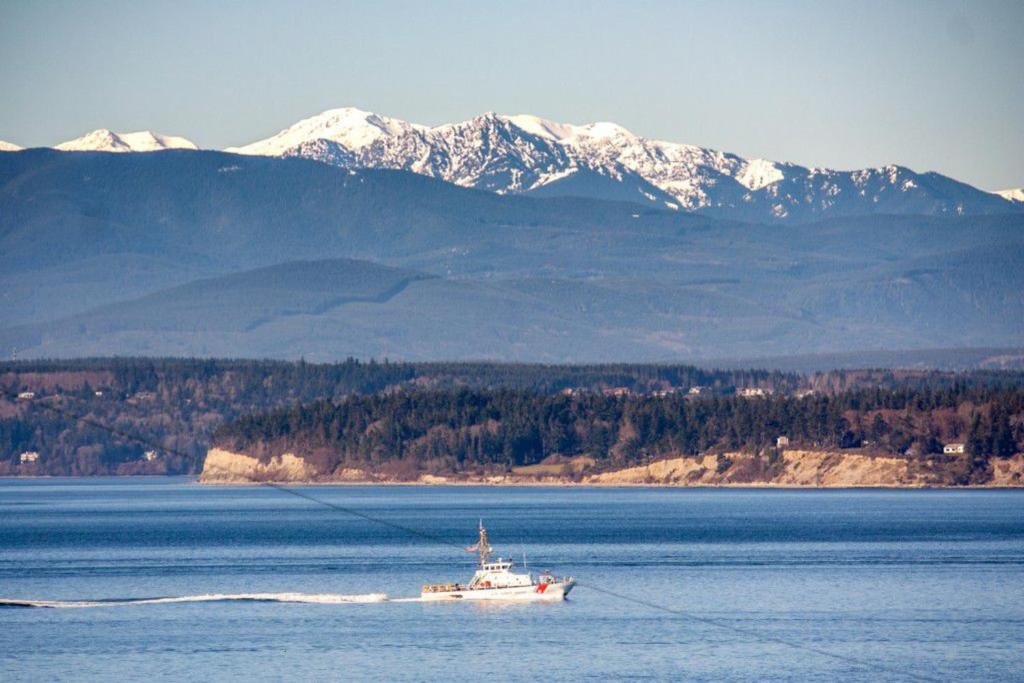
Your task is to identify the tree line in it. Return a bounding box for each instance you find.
[2,357,1021,476]
[215,387,1024,477]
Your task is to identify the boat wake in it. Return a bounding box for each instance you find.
[0,592,392,609]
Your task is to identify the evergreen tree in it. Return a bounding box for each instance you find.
[965,413,990,457]
[991,407,1016,458]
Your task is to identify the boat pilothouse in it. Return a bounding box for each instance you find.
[421,522,575,601]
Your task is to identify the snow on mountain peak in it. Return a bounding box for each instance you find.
[502,115,634,142]
[504,114,579,141]
[0,139,22,152]
[119,131,197,151]
[574,121,635,140]
[55,129,119,151]
[55,129,197,152]
[5,107,1014,223]
[228,107,425,156]
[736,158,784,191]
[995,188,1024,203]
[220,107,1020,221]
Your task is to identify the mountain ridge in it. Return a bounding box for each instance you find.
[11,107,1020,222]
[225,107,1021,222]
[1,149,1021,362]
[54,129,198,152]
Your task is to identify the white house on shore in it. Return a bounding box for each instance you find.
[19,451,39,463]
[944,443,965,455]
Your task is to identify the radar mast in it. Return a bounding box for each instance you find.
[477,520,492,566]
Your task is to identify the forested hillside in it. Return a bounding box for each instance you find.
[3,151,1022,361]
[3,357,1020,479]
[214,384,1024,485]
[0,357,794,475]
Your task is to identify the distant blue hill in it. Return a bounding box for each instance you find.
[1,149,1021,362]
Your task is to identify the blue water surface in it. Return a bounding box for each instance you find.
[1,478,1023,681]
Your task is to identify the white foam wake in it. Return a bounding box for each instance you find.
[0,592,390,608]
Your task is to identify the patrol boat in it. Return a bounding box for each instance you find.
[421,522,575,601]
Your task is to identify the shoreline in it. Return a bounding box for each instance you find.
[197,448,1024,489]
[193,477,1024,490]
[2,474,1022,489]
[193,475,1024,491]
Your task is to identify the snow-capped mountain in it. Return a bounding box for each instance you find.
[228,108,1020,221]
[55,129,197,152]
[0,140,22,152]
[996,188,1024,203]
[26,110,1019,222]
[230,109,617,198]
[227,108,424,156]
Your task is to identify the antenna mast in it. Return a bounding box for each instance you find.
[477,519,492,566]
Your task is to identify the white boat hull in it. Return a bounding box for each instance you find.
[421,579,574,602]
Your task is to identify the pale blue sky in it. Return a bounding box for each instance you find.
[1,0,1021,189]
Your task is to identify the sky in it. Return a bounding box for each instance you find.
[1,0,1021,190]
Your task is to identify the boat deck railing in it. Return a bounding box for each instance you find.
[422,583,463,593]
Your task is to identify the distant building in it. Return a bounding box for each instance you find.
[739,387,769,398]
[652,388,678,398]
[19,451,39,463]
[944,443,965,455]
[602,387,632,397]
[94,391,104,397]
[776,436,790,449]
[17,391,35,400]
[143,450,158,462]
[688,386,706,395]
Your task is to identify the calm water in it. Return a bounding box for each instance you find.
[2,479,1023,681]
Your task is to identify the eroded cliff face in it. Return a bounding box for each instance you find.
[989,456,1024,487]
[199,448,1024,487]
[200,448,318,483]
[585,451,1024,487]
[584,451,921,486]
